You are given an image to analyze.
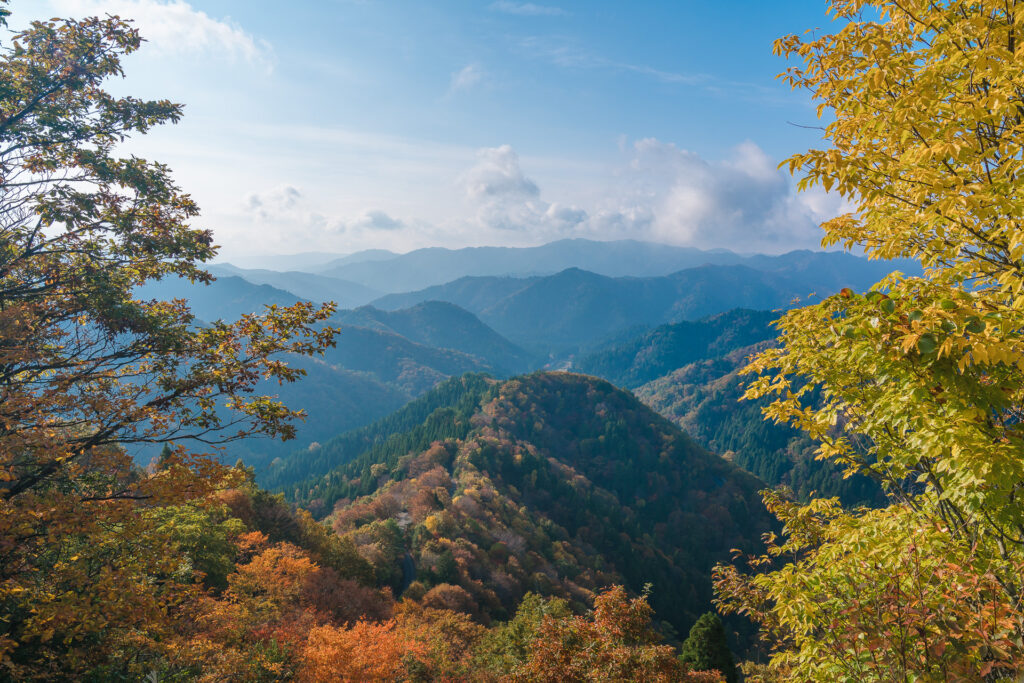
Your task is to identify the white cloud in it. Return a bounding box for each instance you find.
[463,145,540,200]
[47,0,270,65]
[453,140,828,252]
[244,183,405,238]
[331,210,405,233]
[133,114,833,258]
[244,185,302,220]
[449,63,484,93]
[490,1,567,17]
[461,145,587,236]
[591,138,824,251]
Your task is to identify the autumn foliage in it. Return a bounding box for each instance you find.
[717,0,1024,678]
[512,586,721,683]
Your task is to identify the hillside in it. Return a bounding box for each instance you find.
[199,355,410,471]
[261,373,496,499]
[321,325,493,395]
[634,344,885,507]
[334,301,536,374]
[279,372,775,643]
[567,307,884,506]
[574,309,778,388]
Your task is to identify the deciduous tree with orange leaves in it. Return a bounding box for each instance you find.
[0,1,336,677]
[513,586,722,683]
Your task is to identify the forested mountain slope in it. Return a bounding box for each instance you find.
[575,309,779,388]
[569,308,885,506]
[135,276,523,468]
[334,301,536,374]
[222,330,499,468]
[261,373,496,500]
[634,344,885,507]
[278,372,775,643]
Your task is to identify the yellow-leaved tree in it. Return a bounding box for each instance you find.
[715,1,1024,680]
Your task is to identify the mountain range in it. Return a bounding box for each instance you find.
[372,258,902,354]
[300,238,920,294]
[137,239,906,654]
[208,264,381,309]
[141,241,920,482]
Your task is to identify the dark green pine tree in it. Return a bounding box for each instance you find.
[679,612,736,683]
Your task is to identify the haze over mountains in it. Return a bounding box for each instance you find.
[226,238,921,295]
[137,238,918,470]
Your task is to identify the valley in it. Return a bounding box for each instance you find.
[135,238,903,660]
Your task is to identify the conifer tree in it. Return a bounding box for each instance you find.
[680,612,736,683]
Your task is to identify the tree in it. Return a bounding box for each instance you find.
[299,620,428,682]
[0,3,335,677]
[512,586,720,683]
[716,0,1024,678]
[680,613,735,683]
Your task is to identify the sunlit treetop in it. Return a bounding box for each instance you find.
[777,0,1024,293]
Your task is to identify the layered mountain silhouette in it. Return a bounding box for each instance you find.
[307,239,919,294]
[333,301,536,374]
[208,264,381,308]
[136,276,530,467]
[143,241,912,504]
[374,257,906,353]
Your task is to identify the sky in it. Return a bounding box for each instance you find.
[18,0,849,264]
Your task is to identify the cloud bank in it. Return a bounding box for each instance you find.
[219,131,842,258]
[452,140,839,253]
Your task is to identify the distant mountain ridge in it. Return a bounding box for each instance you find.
[574,309,780,389]
[333,301,536,374]
[136,275,531,468]
[207,264,381,309]
[309,239,921,294]
[373,254,911,353]
[137,275,303,323]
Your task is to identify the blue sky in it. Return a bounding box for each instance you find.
[22,1,847,263]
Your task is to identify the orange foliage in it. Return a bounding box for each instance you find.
[298,620,427,682]
[394,601,487,677]
[514,586,719,683]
